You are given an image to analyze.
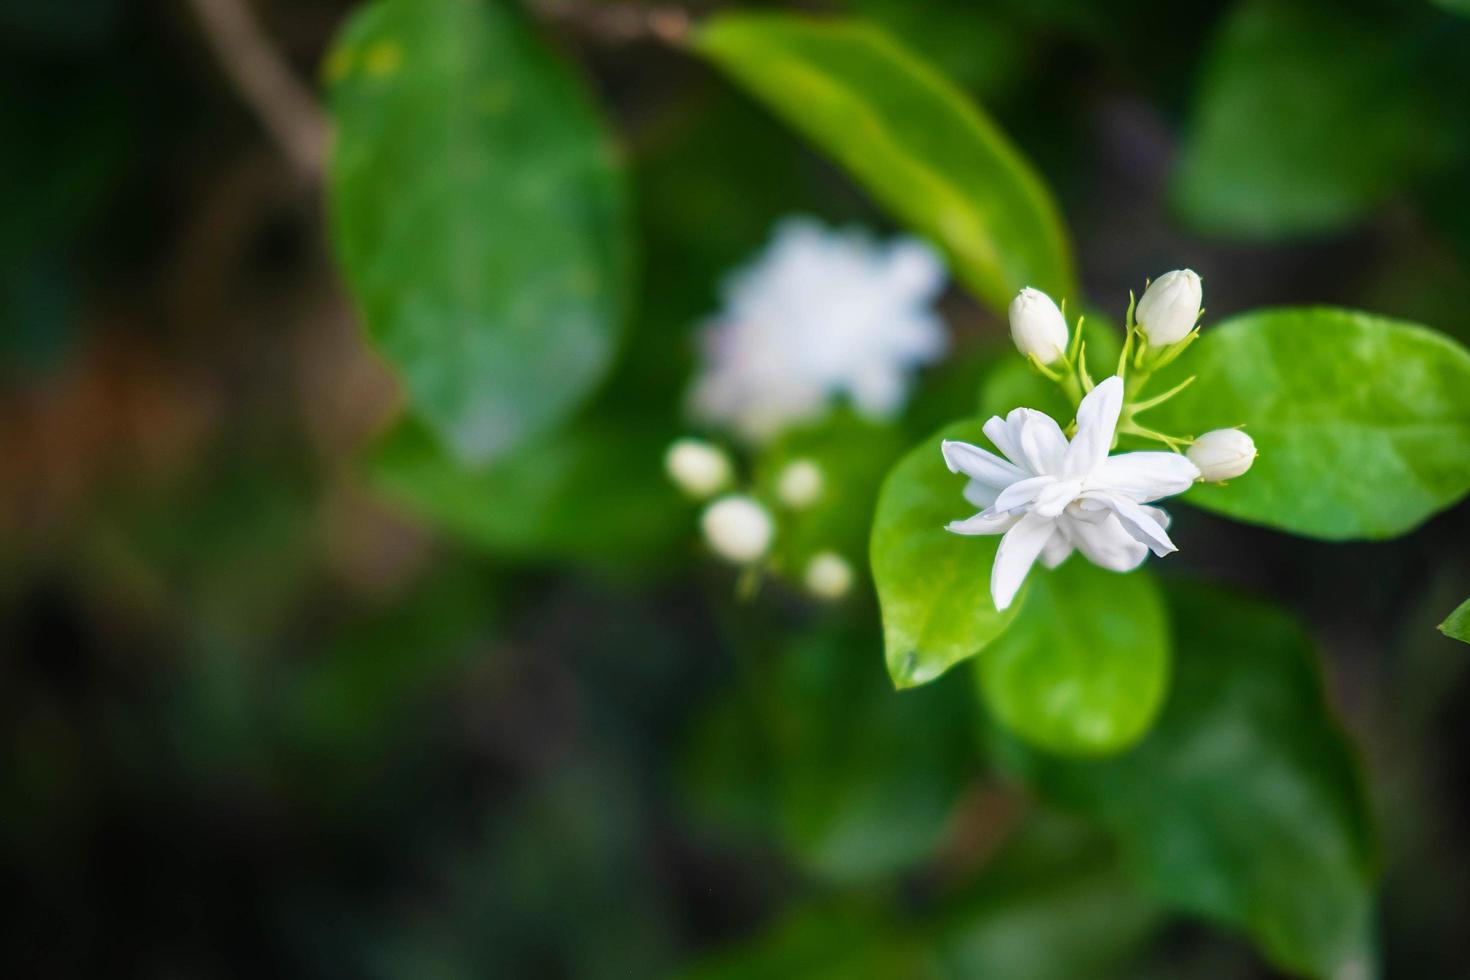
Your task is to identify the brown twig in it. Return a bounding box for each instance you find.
[530,0,693,45]
[184,0,329,180]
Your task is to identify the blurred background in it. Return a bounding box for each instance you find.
[3,0,1470,976]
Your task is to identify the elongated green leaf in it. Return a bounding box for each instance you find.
[871,420,1021,688]
[326,0,630,462]
[985,584,1377,978]
[682,623,976,881]
[1150,307,1470,539]
[695,13,1075,313]
[1441,597,1470,643]
[1172,0,1445,238]
[976,560,1170,756]
[367,415,683,566]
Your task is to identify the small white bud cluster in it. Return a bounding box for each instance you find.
[1188,428,1256,483]
[1000,268,1255,484]
[665,439,855,600]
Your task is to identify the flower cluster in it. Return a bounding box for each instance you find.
[688,216,948,444]
[664,437,855,602]
[659,217,954,602]
[946,270,1256,610]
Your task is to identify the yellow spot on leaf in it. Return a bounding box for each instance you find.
[364,40,403,78]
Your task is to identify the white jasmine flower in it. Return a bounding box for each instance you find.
[701,495,774,564]
[776,458,824,509]
[1188,428,1256,482]
[942,376,1199,611]
[689,217,947,443]
[664,438,733,498]
[1008,287,1069,364]
[804,551,854,599]
[1135,269,1202,347]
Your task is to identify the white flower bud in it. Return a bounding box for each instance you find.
[804,551,853,600]
[700,495,773,564]
[1135,269,1202,347]
[776,458,823,509]
[1008,287,1070,364]
[664,438,732,499]
[1187,428,1256,482]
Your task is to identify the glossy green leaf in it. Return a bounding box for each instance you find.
[1149,307,1470,540]
[1440,597,1470,643]
[871,420,1021,688]
[1172,0,1445,238]
[682,623,976,881]
[695,12,1075,313]
[976,560,1170,756]
[367,415,683,567]
[326,0,630,462]
[985,584,1378,978]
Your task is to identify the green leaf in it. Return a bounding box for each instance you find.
[326,0,631,463]
[871,420,1022,688]
[695,12,1075,313]
[985,584,1378,978]
[1149,307,1470,540]
[1172,0,1446,238]
[933,817,1162,979]
[1440,597,1470,643]
[976,560,1170,756]
[682,623,976,881]
[684,816,1162,980]
[367,414,683,567]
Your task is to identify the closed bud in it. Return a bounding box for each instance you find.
[1187,428,1256,482]
[804,551,854,600]
[1136,269,1202,347]
[700,495,774,563]
[665,438,732,499]
[1008,287,1069,364]
[776,458,824,509]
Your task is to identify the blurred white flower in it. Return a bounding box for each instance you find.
[1188,428,1256,482]
[664,438,733,498]
[1136,269,1203,347]
[776,458,824,509]
[700,495,774,564]
[1009,287,1069,364]
[942,376,1199,611]
[689,217,947,443]
[804,551,854,600]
